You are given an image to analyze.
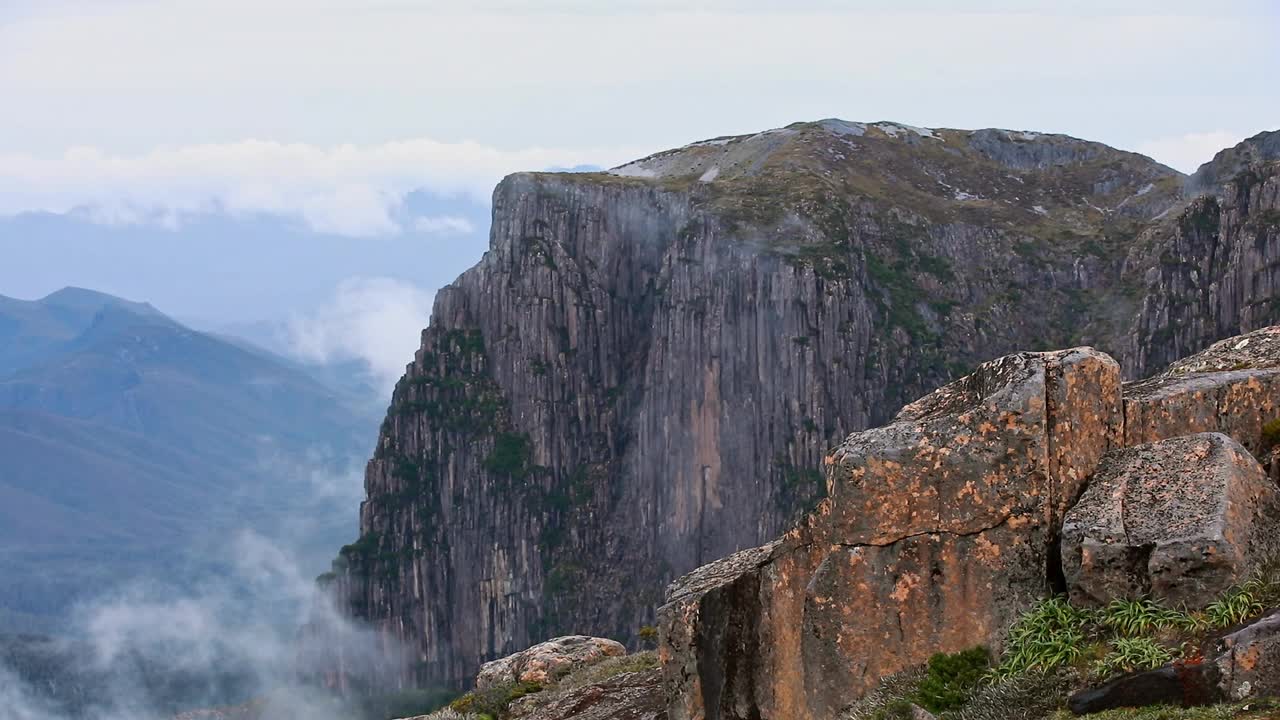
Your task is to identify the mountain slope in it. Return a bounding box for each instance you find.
[0,287,164,376]
[0,289,380,630]
[329,121,1280,690]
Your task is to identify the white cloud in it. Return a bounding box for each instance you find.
[0,139,636,237]
[416,215,477,235]
[1135,131,1249,174]
[286,277,432,392]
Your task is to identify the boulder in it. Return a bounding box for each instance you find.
[1125,327,1280,458]
[1061,433,1280,608]
[1216,611,1280,700]
[1163,326,1280,375]
[1066,662,1221,715]
[476,636,626,690]
[659,348,1124,720]
[510,668,667,720]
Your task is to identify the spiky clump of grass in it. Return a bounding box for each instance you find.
[1097,598,1189,637]
[1203,575,1270,628]
[988,597,1095,681]
[991,562,1280,685]
[1091,636,1175,676]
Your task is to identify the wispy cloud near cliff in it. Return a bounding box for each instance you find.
[286,276,434,393]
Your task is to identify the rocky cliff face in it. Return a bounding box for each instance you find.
[332,121,1280,690]
[1123,131,1280,374]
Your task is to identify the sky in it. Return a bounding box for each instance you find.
[0,0,1277,365]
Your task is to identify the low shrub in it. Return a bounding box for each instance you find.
[841,666,926,720]
[637,625,659,648]
[913,646,990,713]
[841,648,990,720]
[1260,417,1280,452]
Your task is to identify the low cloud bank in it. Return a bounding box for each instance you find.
[0,138,634,237]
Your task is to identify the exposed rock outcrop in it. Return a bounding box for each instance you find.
[1066,663,1222,715]
[509,668,667,720]
[477,636,625,690]
[1125,334,1280,456]
[1061,433,1280,608]
[660,348,1123,720]
[1218,611,1280,700]
[334,121,1280,691]
[434,643,666,720]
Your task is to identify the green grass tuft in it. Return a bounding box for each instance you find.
[1091,636,1174,677]
[989,597,1094,680]
[989,562,1280,694]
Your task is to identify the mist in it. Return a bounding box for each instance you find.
[0,528,404,720]
[0,429,430,720]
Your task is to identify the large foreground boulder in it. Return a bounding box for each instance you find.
[659,348,1123,720]
[1061,433,1280,608]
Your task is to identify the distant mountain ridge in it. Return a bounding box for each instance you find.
[0,287,166,377]
[0,287,381,632]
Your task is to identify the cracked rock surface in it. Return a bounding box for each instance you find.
[1061,432,1280,608]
